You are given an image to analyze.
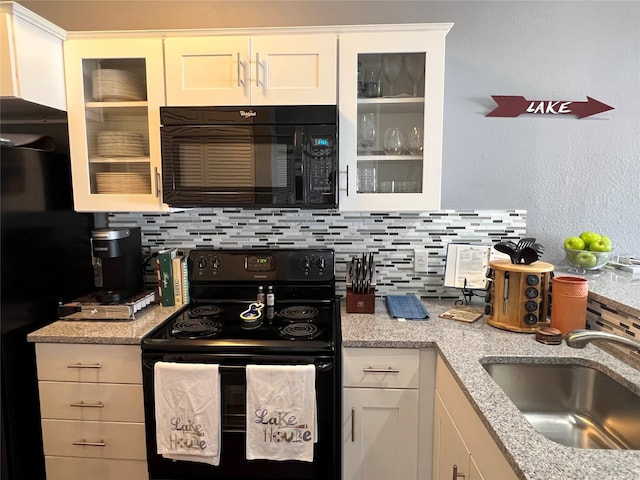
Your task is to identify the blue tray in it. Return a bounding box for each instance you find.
[386,295,430,320]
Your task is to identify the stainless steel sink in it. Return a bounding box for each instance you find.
[482,362,640,449]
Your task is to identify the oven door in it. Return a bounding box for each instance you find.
[142,353,340,480]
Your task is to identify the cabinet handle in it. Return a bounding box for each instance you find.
[237,52,242,86]
[67,363,102,369]
[70,401,104,408]
[351,408,355,442]
[346,165,350,196]
[255,52,260,87]
[362,367,400,374]
[155,167,161,198]
[452,465,465,479]
[72,439,106,447]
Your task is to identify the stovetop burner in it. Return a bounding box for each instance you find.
[189,305,223,318]
[278,305,319,321]
[279,322,320,340]
[171,318,223,339]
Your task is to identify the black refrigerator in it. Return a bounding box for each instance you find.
[1,145,95,479]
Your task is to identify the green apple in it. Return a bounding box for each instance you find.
[590,236,612,252]
[576,251,597,268]
[579,231,601,249]
[564,236,585,250]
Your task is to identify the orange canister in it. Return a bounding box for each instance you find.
[550,276,588,336]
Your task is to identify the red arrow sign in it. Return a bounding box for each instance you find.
[487,96,614,119]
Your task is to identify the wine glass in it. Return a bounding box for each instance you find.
[358,113,377,153]
[383,127,405,155]
[406,126,423,155]
[403,54,424,97]
[382,54,403,96]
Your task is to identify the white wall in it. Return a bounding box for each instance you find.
[19,0,640,263]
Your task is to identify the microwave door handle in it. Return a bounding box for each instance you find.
[237,52,242,86]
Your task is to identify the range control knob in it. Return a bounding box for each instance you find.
[301,256,311,270]
[524,313,538,325]
[197,257,207,269]
[317,257,326,270]
[211,257,221,270]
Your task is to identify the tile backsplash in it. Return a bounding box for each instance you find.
[108,209,527,299]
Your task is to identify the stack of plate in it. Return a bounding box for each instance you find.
[95,172,149,194]
[97,131,145,157]
[92,69,145,101]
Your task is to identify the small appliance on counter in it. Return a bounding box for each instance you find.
[91,226,143,302]
[57,226,156,321]
[485,238,554,333]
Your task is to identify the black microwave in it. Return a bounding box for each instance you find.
[160,105,337,208]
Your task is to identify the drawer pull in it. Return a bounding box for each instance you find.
[67,363,102,369]
[70,401,105,408]
[362,367,400,374]
[72,439,106,447]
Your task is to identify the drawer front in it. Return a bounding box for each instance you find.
[36,343,142,384]
[41,419,146,460]
[39,381,144,422]
[45,456,148,480]
[343,348,419,388]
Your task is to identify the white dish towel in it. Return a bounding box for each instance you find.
[246,364,316,462]
[154,362,221,465]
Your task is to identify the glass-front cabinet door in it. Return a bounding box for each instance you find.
[64,38,167,212]
[338,26,452,211]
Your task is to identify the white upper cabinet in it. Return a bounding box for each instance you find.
[0,1,66,113]
[64,37,169,212]
[338,26,452,211]
[164,34,337,106]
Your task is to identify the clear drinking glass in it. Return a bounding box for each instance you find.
[383,127,405,155]
[406,126,423,155]
[363,68,381,98]
[382,55,403,96]
[358,113,377,152]
[403,54,424,97]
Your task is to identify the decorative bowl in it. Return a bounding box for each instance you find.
[564,248,612,271]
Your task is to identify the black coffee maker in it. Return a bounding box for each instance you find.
[91,227,143,303]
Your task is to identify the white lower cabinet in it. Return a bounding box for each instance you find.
[35,343,148,480]
[342,348,421,480]
[433,355,518,480]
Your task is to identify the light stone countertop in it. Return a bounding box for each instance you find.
[342,298,640,480]
[26,303,184,344]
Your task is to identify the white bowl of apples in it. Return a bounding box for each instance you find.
[563,231,613,272]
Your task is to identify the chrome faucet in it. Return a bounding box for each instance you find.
[565,329,640,354]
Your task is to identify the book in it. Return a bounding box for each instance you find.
[443,244,510,290]
[156,249,177,306]
[172,254,184,306]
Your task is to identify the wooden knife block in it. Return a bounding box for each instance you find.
[346,288,375,314]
